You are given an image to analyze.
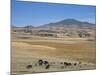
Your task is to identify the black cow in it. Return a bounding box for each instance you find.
[64,62,72,66]
[43,61,48,65]
[73,63,77,66]
[26,65,32,69]
[43,61,50,69]
[45,64,50,69]
[38,60,43,66]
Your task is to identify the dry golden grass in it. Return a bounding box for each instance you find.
[11,37,96,74]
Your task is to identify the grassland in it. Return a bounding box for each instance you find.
[11,35,96,74]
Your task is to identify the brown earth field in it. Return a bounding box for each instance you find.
[11,37,96,74]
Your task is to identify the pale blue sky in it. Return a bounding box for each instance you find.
[12,0,96,27]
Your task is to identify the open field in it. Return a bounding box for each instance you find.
[11,35,96,74]
[11,1,96,74]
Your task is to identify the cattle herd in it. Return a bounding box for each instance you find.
[26,59,82,71]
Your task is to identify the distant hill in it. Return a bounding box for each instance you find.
[11,25,35,28]
[39,19,95,28]
[12,19,95,29]
[24,25,34,29]
[11,25,17,28]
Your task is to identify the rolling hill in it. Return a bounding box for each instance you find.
[39,19,95,28]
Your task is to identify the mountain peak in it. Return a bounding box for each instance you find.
[39,19,95,28]
[61,19,79,22]
[57,19,81,25]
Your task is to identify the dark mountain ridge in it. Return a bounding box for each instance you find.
[12,19,95,28]
[39,19,95,28]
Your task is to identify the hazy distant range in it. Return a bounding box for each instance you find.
[12,19,96,29]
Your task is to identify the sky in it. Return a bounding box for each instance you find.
[11,0,96,27]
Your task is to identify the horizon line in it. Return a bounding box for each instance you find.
[12,18,96,27]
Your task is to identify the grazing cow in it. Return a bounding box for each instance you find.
[73,63,77,66]
[43,61,50,69]
[26,65,32,69]
[37,60,50,69]
[64,62,72,66]
[38,60,43,66]
[45,64,50,69]
[43,61,48,65]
